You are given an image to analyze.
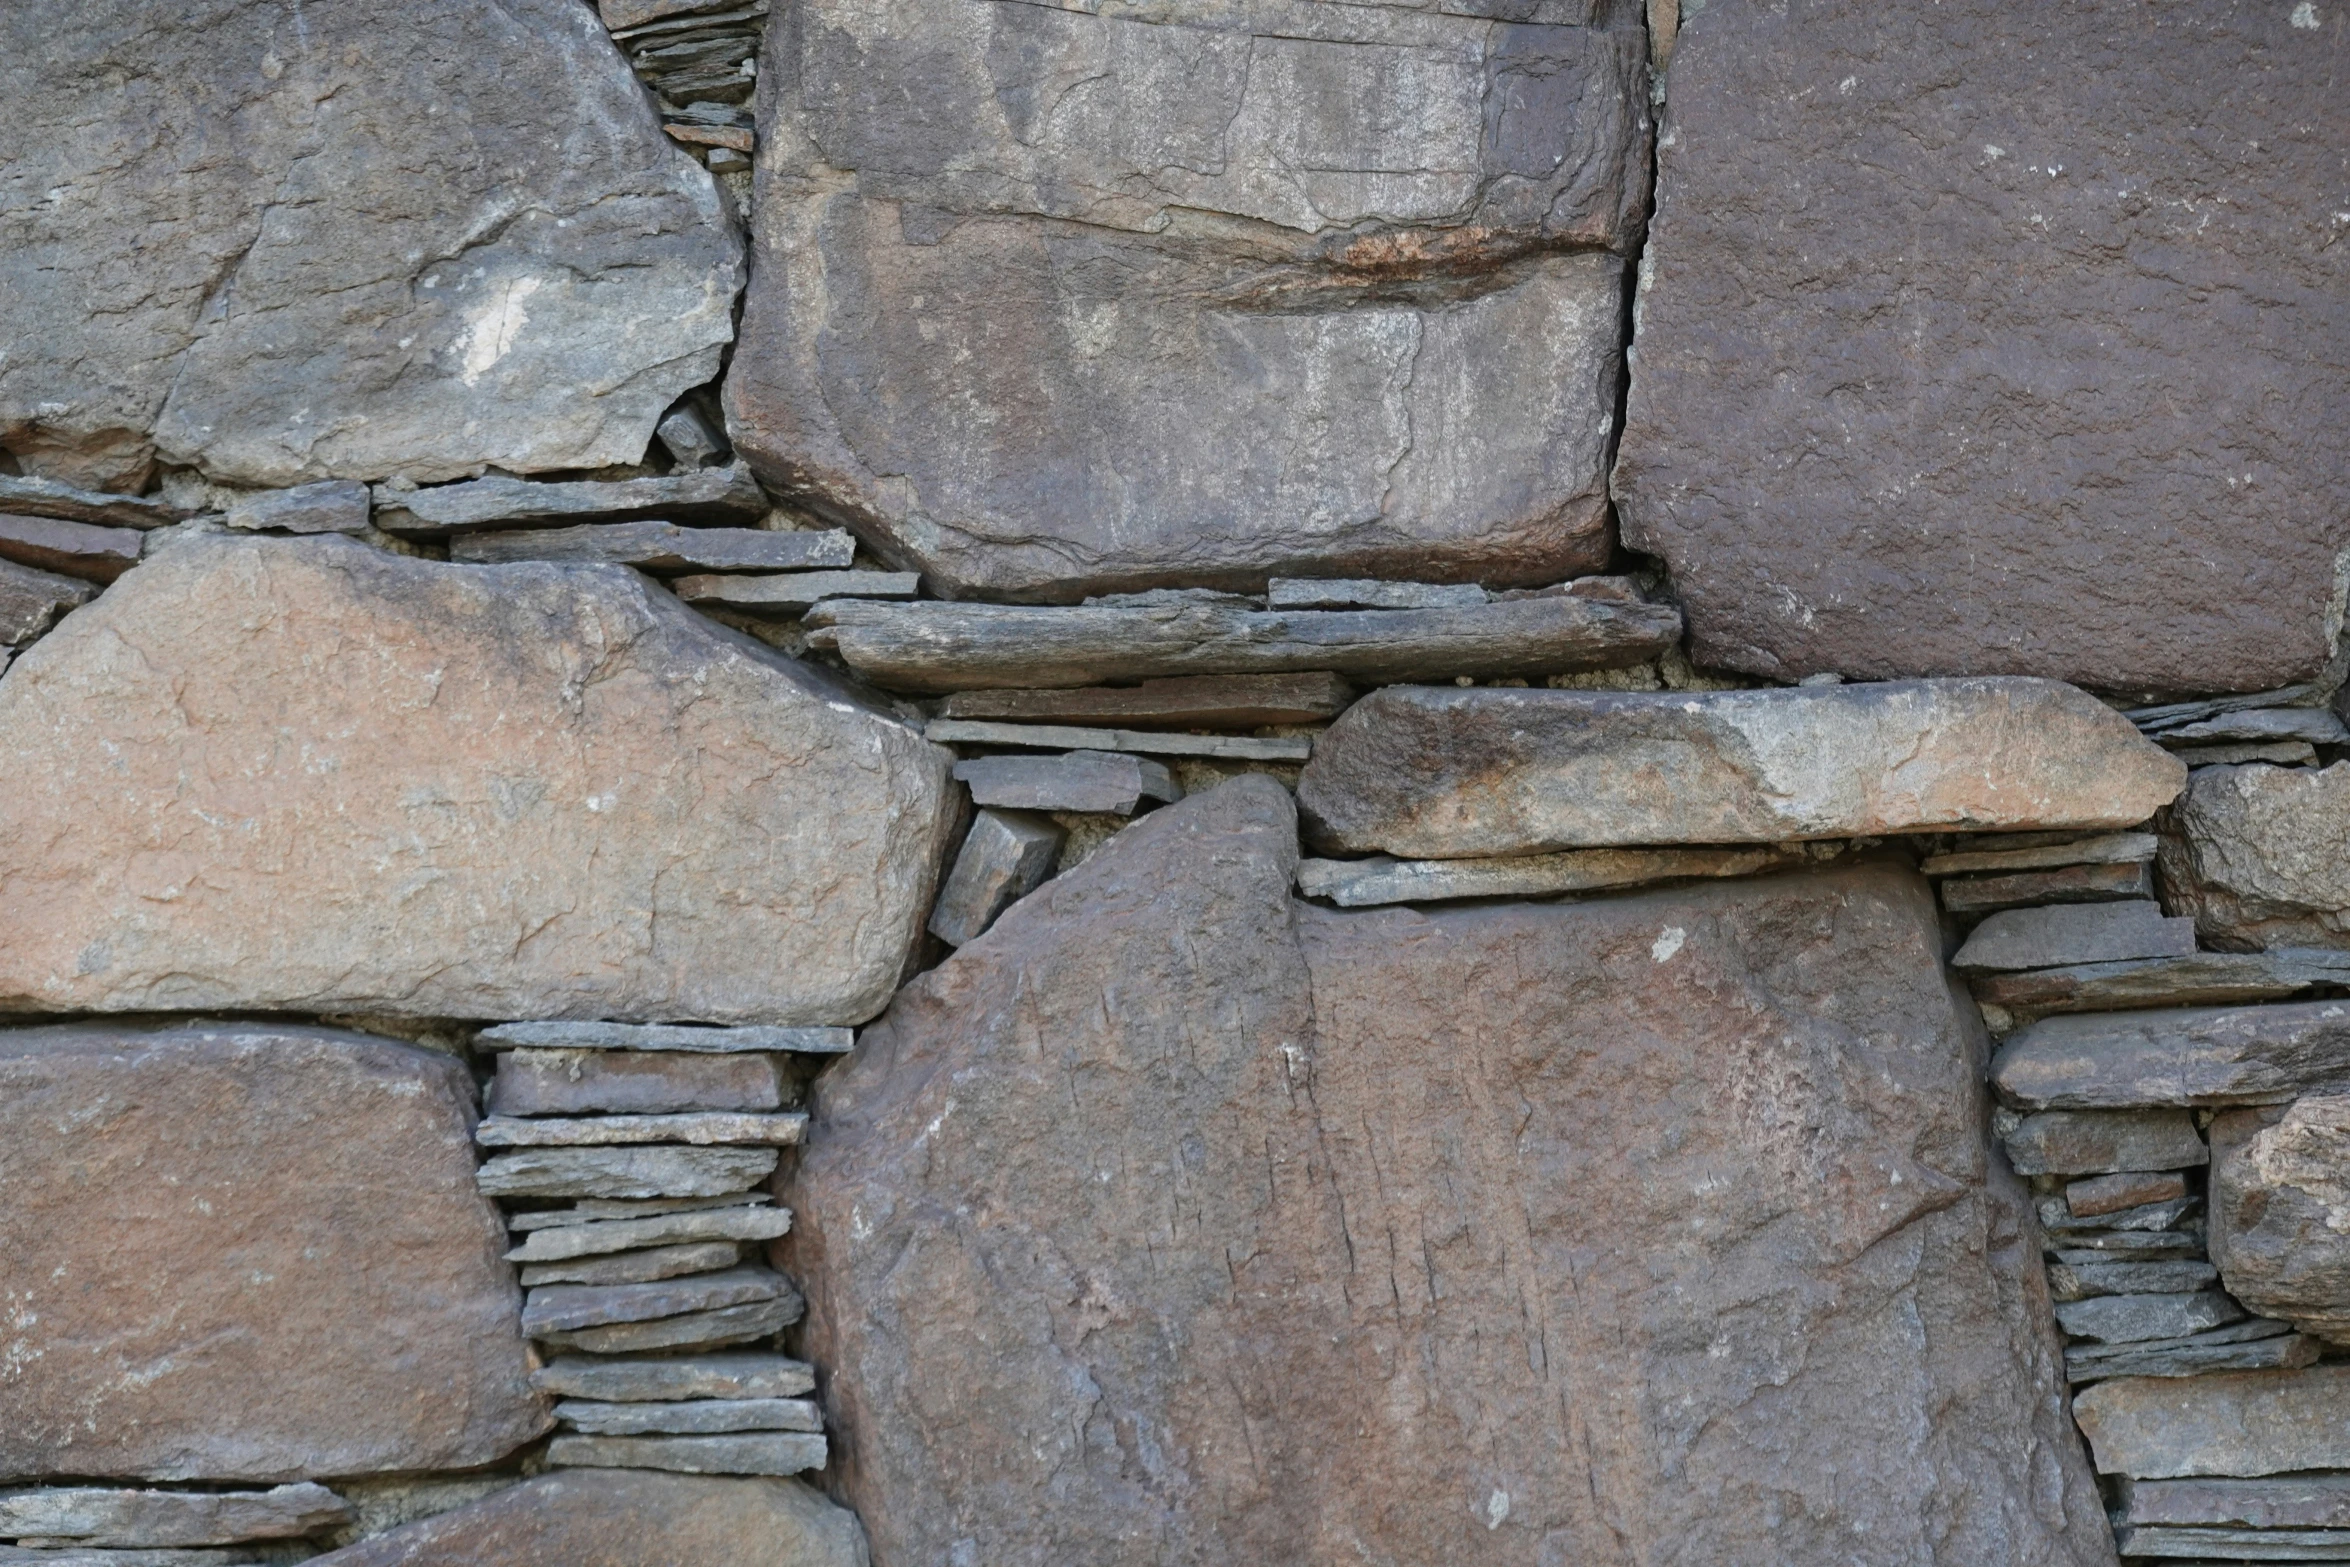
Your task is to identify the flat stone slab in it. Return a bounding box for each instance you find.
[1264,578,1489,611]
[0,1550,256,1566]
[927,719,1310,763]
[3,0,740,489]
[927,809,1063,949]
[938,672,1356,730]
[2004,1110,2209,1176]
[2124,1475,2350,1529]
[954,752,1180,816]
[0,1484,349,1547]
[2073,1366,2350,1478]
[220,482,370,536]
[476,1113,807,1148]
[2161,710,2350,746]
[2042,1196,2202,1237]
[0,1023,546,1481]
[1975,951,2350,1022]
[0,476,189,529]
[809,596,1684,694]
[1994,1002,2350,1109]
[673,570,921,617]
[2052,1231,2205,1260]
[2069,1171,2190,1217]
[520,1240,744,1287]
[531,1355,814,1403]
[547,1433,826,1477]
[1941,861,2155,916]
[1922,833,2161,877]
[0,513,143,582]
[2056,1291,2244,1346]
[509,1193,773,1229]
[0,532,954,1024]
[534,1294,803,1355]
[452,522,855,574]
[0,557,93,644]
[1952,900,2197,972]
[2114,1523,2350,1559]
[372,464,768,536]
[506,1207,794,1262]
[2212,1101,2350,1344]
[489,1049,783,1117]
[555,1399,820,1436]
[522,1267,793,1336]
[2174,740,2320,768]
[479,1022,854,1054]
[2162,763,2350,952]
[1297,845,1808,908]
[477,1146,778,1200]
[1300,678,2182,857]
[2048,1260,2219,1301]
[2068,1331,2319,1385]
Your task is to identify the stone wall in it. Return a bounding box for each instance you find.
[1,1,2344,1563]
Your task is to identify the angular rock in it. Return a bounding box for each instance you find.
[1265,579,1488,611]
[655,402,730,468]
[2174,740,2320,768]
[2055,1291,2244,1346]
[1941,861,2156,916]
[0,1022,546,1481]
[2004,1110,2208,1177]
[489,1049,784,1117]
[1953,901,2198,972]
[0,557,93,645]
[1,1,741,489]
[220,482,371,536]
[1613,0,2350,695]
[479,1022,854,1054]
[1301,678,2182,857]
[0,532,953,1023]
[477,1113,807,1148]
[2124,1475,2350,1529]
[297,1471,864,1567]
[2073,1367,2350,1478]
[2160,710,2350,747]
[2068,1331,2319,1385]
[532,1355,815,1404]
[0,1484,350,1547]
[1974,951,2350,1021]
[1296,845,1808,908]
[925,719,1310,763]
[0,514,143,583]
[534,1294,802,1354]
[452,523,854,574]
[673,570,921,618]
[730,0,1651,601]
[523,1266,794,1335]
[926,809,1063,949]
[938,672,1356,730]
[2211,1100,2350,1344]
[0,475,189,530]
[2047,1260,2219,1301]
[505,1206,795,1264]
[372,464,768,536]
[520,1241,745,1287]
[953,752,1180,816]
[478,1146,777,1200]
[1922,833,2159,878]
[2068,1171,2189,1218]
[790,779,2109,1562]
[547,1434,826,1477]
[810,595,1683,694]
[555,1400,820,1436]
[2162,764,2350,953]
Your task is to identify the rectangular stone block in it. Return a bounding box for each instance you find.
[1993,1002,2350,1110]
[221,481,370,536]
[546,1433,825,1477]
[2124,1475,2350,1529]
[530,1354,815,1403]
[1922,833,2159,878]
[533,1294,802,1355]
[518,1240,744,1287]
[554,1399,821,1436]
[2054,1291,2242,1346]
[927,718,1310,763]
[0,555,92,644]
[476,1146,778,1200]
[937,672,1356,729]
[0,513,143,582]
[2072,1367,2350,1478]
[1296,845,1808,908]
[672,569,920,617]
[522,1267,794,1336]
[927,808,1064,948]
[0,1484,349,1547]
[2068,1171,2189,1217]
[488,1049,784,1117]
[953,751,1180,816]
[1974,951,2350,1020]
[1940,861,2156,916]
[371,464,768,535]
[475,1112,807,1148]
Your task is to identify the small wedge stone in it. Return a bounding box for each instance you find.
[2004,1109,2208,1176]
[928,808,1063,948]
[1993,1001,2350,1110]
[2056,1290,2244,1345]
[476,1112,807,1148]
[937,672,1356,729]
[1951,900,2197,971]
[221,481,371,535]
[1940,860,2155,915]
[0,513,143,582]
[476,1146,777,1200]
[522,1266,792,1335]
[1264,577,1488,610]
[506,1205,794,1262]
[545,1432,826,1477]
[2047,1260,2220,1301]
[953,751,1180,816]
[554,1398,820,1436]
[519,1241,744,1287]
[1921,832,2160,877]
[488,1049,783,1116]
[672,570,919,617]
[478,1021,852,1054]
[0,474,189,529]
[531,1353,814,1402]
[371,462,767,535]
[2070,1171,2190,1217]
[0,1484,349,1547]
[0,556,94,644]
[533,1293,802,1354]
[927,719,1310,762]
[452,522,854,574]
[1296,845,1808,908]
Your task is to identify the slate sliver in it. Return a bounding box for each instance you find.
[476,1145,779,1200]
[521,1266,795,1336]
[554,1398,822,1436]
[0,1484,350,1547]
[452,521,855,573]
[530,1353,815,1403]
[475,1112,808,1148]
[545,1433,827,1477]
[532,1294,803,1353]
[479,1022,854,1054]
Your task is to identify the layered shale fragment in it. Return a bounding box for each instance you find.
[728,0,1653,599]
[788,778,2110,1564]
[0,530,954,1023]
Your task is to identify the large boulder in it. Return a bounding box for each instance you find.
[0,0,740,490]
[2160,763,2350,951]
[726,0,1651,601]
[303,1472,865,1567]
[788,779,2112,1564]
[0,530,954,1023]
[0,1022,546,1481]
[2209,1098,2350,1345]
[1613,2,2349,696]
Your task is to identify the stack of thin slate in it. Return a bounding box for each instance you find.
[476,1020,845,1477]
[2128,661,2349,770]
[532,1352,825,1479]
[596,0,766,172]
[0,1483,350,1566]
[0,475,189,670]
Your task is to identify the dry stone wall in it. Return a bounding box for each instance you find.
[0,1,2344,1564]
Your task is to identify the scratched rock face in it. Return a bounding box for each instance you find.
[0,528,955,1024]
[0,0,741,489]
[727,0,1652,601]
[788,777,2112,1565]
[1615,1,2350,696]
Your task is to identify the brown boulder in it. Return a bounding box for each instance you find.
[0,1022,546,1481]
[0,530,954,1023]
[1614,2,2349,695]
[788,779,2110,1564]
[2210,1098,2350,1344]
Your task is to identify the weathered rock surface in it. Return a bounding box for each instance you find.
[523,1267,794,1336]
[2073,1367,2350,1478]
[790,778,2109,1563]
[926,809,1063,948]
[2123,1475,2350,1529]
[938,672,1357,730]
[478,1146,778,1200]
[1296,844,1806,908]
[1,0,742,489]
[510,1193,774,1228]
[2068,1325,2317,1385]
[0,558,92,645]
[0,1484,350,1547]
[535,1295,801,1354]
[0,531,954,1023]
[1974,951,2350,1023]
[452,523,855,574]
[729,0,1652,600]
[222,482,371,536]
[2003,1110,2208,1177]
[1923,833,2159,878]
[2055,1291,2242,1346]
[532,1355,814,1404]
[2211,1100,2350,1344]
[2158,708,2350,747]
[0,1022,546,1480]
[926,718,1309,763]
[1993,1003,2350,1109]
[0,475,188,530]
[2162,764,2350,953]
[299,1472,865,1567]
[1301,678,2181,857]
[489,1049,784,1117]
[0,514,143,583]
[1952,901,2197,972]
[1613,0,2350,696]
[2047,1260,2219,1301]
[373,465,768,536]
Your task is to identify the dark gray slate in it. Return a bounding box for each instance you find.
[1952,901,2197,972]
[2067,1171,2188,1218]
[1973,951,2350,1022]
[0,475,189,530]
[2066,1331,2318,1384]
[372,465,768,536]
[2047,1261,2220,1301]
[925,809,1063,949]
[2211,1101,2350,1344]
[546,1434,826,1477]
[479,1022,853,1054]
[673,571,921,618]
[1941,862,2156,916]
[531,1355,815,1403]
[1992,1002,2350,1110]
[221,482,371,536]
[522,1267,794,1336]
[452,523,854,574]
[489,1049,784,1117]
[0,1484,350,1547]
[2162,763,2350,953]
[0,557,93,645]
[2002,1110,2208,1177]
[2054,1290,2243,1346]
[937,672,1357,730]
[953,752,1180,816]
[2160,709,2350,746]
[533,1294,802,1354]
[0,514,143,582]
[519,1240,744,1287]
[1615,0,2350,696]
[476,1146,777,1200]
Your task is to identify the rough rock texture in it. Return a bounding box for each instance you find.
[489,1050,784,1117]
[1300,678,2183,857]
[2210,1100,2350,1344]
[0,0,742,489]
[0,531,954,1023]
[0,1022,547,1481]
[728,0,1653,600]
[301,1472,866,1567]
[2161,763,2350,952]
[789,778,2110,1564]
[2072,1367,2350,1479]
[1951,901,2197,972]
[2001,1110,2208,1178]
[1614,1,2350,696]
[1991,1002,2350,1110]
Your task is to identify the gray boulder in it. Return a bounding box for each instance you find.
[2161,763,2350,952]
[2210,1099,2350,1344]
